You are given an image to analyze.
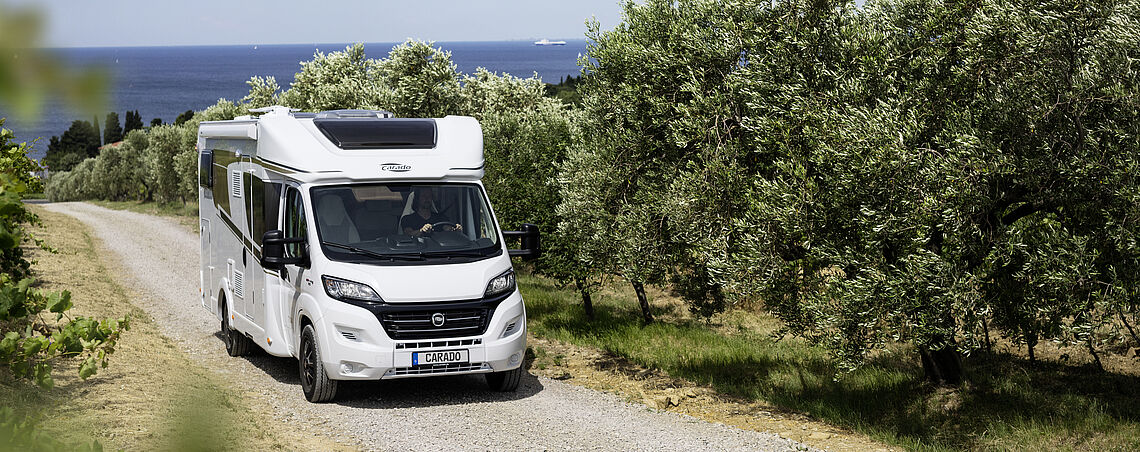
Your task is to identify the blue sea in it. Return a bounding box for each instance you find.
[0,40,588,160]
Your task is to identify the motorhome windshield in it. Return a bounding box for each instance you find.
[311,183,501,264]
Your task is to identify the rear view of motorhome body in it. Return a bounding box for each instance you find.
[197,106,539,402]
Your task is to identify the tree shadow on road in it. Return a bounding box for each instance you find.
[521,278,1140,450]
[214,331,544,408]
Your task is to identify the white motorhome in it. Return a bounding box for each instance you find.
[197,106,539,402]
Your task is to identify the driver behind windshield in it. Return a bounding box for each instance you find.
[401,188,461,237]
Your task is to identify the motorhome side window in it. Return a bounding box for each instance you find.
[311,183,502,264]
[211,153,231,213]
[198,151,212,187]
[251,179,282,245]
[284,187,306,258]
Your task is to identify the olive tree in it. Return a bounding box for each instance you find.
[278,44,383,112]
[729,0,1140,382]
[375,41,463,117]
[141,125,185,203]
[459,69,586,313]
[89,140,145,200]
[560,0,762,322]
[264,41,463,116]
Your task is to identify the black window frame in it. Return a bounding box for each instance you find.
[283,185,307,259]
[251,178,282,247]
[199,150,213,187]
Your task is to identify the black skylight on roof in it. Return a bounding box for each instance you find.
[314,118,437,150]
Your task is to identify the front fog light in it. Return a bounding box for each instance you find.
[510,353,521,365]
[340,362,364,374]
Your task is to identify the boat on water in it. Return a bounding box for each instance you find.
[534,38,567,46]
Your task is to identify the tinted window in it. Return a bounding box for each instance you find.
[251,179,282,246]
[212,161,229,213]
[310,183,501,265]
[199,151,212,187]
[284,187,307,258]
[314,118,436,149]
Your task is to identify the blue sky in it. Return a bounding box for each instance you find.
[7,0,624,47]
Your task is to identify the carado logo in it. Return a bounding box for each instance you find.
[381,163,412,172]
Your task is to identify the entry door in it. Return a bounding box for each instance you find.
[246,171,282,329]
[229,157,251,318]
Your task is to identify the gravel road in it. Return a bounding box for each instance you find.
[44,202,817,452]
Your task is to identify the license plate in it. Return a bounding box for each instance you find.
[412,350,469,366]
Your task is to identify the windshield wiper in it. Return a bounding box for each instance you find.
[421,249,494,258]
[321,241,425,261]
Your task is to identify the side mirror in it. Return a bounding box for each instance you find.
[504,223,540,260]
[262,229,307,269]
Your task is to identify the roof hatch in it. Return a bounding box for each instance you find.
[314,118,437,150]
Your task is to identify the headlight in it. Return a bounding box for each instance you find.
[322,276,382,302]
[484,269,516,297]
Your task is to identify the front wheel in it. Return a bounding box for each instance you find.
[299,324,338,403]
[221,301,252,357]
[485,366,523,392]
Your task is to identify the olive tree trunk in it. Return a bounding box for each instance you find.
[919,342,963,386]
[631,281,653,324]
[575,277,595,320]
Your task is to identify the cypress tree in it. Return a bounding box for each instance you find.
[123,110,143,135]
[93,115,101,146]
[103,111,123,144]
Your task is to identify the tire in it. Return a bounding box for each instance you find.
[221,301,252,357]
[485,365,523,392]
[299,324,338,403]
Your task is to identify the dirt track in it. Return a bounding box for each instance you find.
[44,202,817,452]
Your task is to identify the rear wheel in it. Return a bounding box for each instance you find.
[221,300,252,357]
[299,324,338,402]
[485,366,523,392]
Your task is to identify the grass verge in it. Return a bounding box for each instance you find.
[87,200,199,231]
[519,274,1140,451]
[87,199,199,218]
[0,207,344,451]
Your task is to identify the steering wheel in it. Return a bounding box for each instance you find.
[431,221,458,232]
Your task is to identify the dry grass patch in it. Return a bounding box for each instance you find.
[0,206,349,451]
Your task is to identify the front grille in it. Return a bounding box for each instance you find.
[389,362,488,376]
[343,291,511,341]
[395,338,481,349]
[379,308,489,340]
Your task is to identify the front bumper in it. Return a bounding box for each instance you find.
[315,290,527,380]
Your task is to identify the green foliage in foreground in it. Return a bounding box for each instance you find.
[0,128,127,448]
[0,145,129,389]
[520,274,1140,451]
[0,121,43,194]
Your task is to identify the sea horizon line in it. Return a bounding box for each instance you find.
[44,38,588,51]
